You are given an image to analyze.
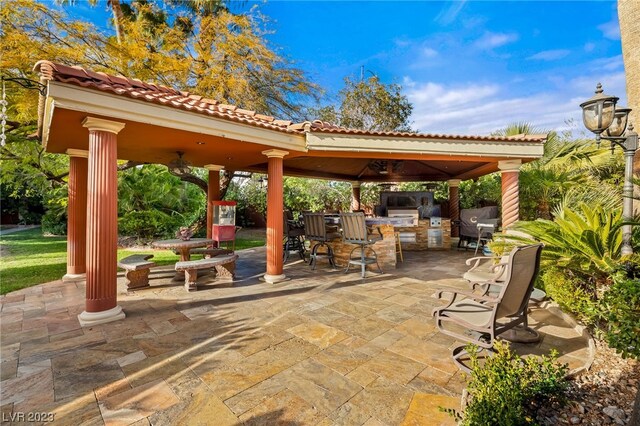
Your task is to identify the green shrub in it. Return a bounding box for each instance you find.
[600,277,640,359]
[540,268,598,325]
[444,341,569,426]
[41,209,67,235]
[118,210,180,240]
[514,203,626,284]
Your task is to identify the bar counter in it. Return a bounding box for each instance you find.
[312,218,451,272]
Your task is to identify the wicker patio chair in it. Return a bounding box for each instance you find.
[283,210,305,263]
[432,243,543,372]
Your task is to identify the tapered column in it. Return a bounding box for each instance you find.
[448,179,461,238]
[63,149,88,282]
[204,165,223,240]
[499,160,522,230]
[262,149,288,284]
[78,117,126,327]
[351,181,361,211]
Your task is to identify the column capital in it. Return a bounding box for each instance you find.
[66,149,89,158]
[498,159,522,172]
[204,164,224,171]
[351,181,361,188]
[82,117,125,135]
[262,149,289,159]
[447,179,461,187]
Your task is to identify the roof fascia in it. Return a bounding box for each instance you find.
[46,82,307,152]
[305,132,545,159]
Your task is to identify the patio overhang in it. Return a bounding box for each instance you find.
[41,81,308,170]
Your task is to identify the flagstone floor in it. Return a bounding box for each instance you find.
[1,247,591,425]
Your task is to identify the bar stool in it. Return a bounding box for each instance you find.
[303,213,341,270]
[394,232,403,262]
[339,212,383,278]
[283,210,305,263]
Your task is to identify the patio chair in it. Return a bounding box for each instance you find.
[432,243,543,372]
[283,210,305,263]
[463,253,546,304]
[303,212,341,270]
[339,212,383,278]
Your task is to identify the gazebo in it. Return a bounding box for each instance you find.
[33,60,546,326]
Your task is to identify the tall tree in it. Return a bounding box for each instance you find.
[0,0,319,226]
[315,75,413,132]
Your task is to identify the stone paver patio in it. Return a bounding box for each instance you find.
[1,247,591,425]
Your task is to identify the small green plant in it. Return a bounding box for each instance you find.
[600,277,640,359]
[443,341,569,425]
[540,268,599,325]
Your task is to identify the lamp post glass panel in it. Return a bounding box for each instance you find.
[580,84,638,256]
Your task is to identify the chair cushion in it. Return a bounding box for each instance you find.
[443,299,493,327]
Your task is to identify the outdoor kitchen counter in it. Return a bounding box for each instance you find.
[395,218,451,251]
[316,224,397,271]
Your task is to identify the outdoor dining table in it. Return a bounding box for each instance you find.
[151,238,216,262]
[151,238,215,279]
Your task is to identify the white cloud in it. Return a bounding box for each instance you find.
[404,70,627,136]
[598,19,620,40]
[435,0,467,25]
[421,47,438,58]
[526,49,571,61]
[474,31,518,50]
[584,42,596,52]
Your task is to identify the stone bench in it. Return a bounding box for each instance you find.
[175,254,238,292]
[118,254,156,290]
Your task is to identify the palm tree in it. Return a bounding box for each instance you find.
[54,0,125,44]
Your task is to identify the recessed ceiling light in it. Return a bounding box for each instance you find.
[196,141,205,145]
[226,157,233,160]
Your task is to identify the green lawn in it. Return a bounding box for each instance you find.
[0,227,265,295]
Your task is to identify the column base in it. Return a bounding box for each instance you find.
[78,305,125,327]
[263,273,287,284]
[62,273,86,282]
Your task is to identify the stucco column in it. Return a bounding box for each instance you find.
[262,149,288,284]
[204,165,223,240]
[448,179,461,238]
[62,149,88,282]
[498,160,522,230]
[351,181,361,211]
[78,117,126,327]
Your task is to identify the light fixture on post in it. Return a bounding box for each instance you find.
[579,83,619,146]
[258,175,268,189]
[580,83,638,256]
[167,151,192,175]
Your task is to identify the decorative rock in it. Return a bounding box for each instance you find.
[570,416,581,424]
[602,406,625,422]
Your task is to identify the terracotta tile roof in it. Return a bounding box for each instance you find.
[34,60,546,144]
[307,120,547,143]
[34,60,302,134]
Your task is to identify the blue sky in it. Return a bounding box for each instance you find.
[254,1,625,135]
[58,0,625,136]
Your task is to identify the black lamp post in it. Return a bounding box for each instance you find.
[580,83,638,256]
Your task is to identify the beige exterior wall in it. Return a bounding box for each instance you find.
[618,0,640,212]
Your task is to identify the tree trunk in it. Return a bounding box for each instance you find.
[618,0,640,213]
[110,0,125,45]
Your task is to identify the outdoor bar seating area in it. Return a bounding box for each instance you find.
[283,189,458,276]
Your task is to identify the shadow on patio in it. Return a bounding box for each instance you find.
[0,246,592,425]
